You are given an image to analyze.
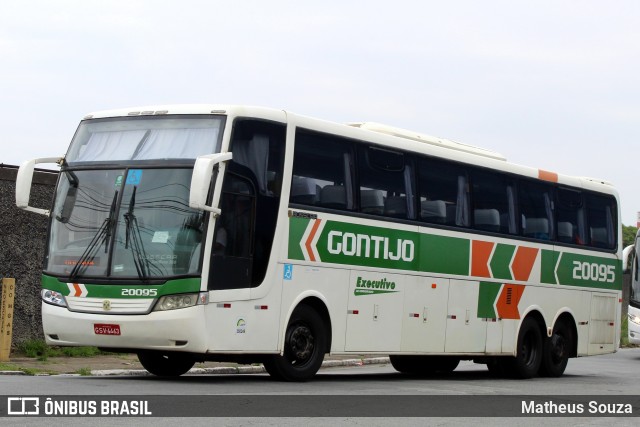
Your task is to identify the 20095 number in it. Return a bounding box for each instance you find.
[121,288,158,297]
[572,261,615,283]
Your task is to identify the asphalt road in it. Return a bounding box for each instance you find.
[2,348,640,426]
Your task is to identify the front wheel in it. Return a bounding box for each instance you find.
[263,305,327,382]
[137,351,195,377]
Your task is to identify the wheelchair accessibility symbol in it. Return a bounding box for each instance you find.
[283,264,293,281]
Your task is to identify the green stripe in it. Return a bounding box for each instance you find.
[490,244,516,280]
[41,275,201,298]
[477,282,502,318]
[287,216,308,260]
[420,234,469,275]
[288,217,621,291]
[541,249,558,284]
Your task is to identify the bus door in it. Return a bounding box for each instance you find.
[207,119,286,291]
[209,169,256,289]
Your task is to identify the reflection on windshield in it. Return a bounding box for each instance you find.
[47,168,204,279]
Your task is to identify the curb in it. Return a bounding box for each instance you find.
[0,357,391,377]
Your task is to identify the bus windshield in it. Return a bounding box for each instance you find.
[45,115,225,280]
[47,167,205,280]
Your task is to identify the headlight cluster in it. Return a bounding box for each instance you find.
[153,292,208,312]
[629,313,640,325]
[42,289,67,307]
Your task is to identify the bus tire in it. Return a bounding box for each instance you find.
[390,356,459,375]
[504,316,543,379]
[263,305,327,382]
[539,319,572,377]
[137,351,195,377]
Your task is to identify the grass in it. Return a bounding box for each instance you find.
[0,362,51,376]
[621,316,630,347]
[16,339,109,361]
[75,367,93,376]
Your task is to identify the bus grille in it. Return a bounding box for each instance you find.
[65,296,154,314]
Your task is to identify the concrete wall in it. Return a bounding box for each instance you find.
[0,165,57,346]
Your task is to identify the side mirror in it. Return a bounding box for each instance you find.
[15,157,61,216]
[189,152,232,216]
[623,245,634,274]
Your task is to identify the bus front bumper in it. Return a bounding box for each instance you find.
[41,302,209,353]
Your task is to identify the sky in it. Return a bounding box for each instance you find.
[1,1,639,225]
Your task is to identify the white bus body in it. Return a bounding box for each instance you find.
[624,231,640,345]
[16,105,622,380]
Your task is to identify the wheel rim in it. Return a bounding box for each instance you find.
[549,332,567,364]
[286,323,315,366]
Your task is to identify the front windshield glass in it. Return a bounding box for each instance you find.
[47,168,205,279]
[66,116,224,163]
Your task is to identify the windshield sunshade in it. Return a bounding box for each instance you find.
[66,116,223,163]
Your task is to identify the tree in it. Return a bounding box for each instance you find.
[623,224,638,248]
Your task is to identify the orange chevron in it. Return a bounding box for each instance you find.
[304,219,322,262]
[72,283,82,297]
[471,240,494,278]
[496,284,525,319]
[511,247,539,281]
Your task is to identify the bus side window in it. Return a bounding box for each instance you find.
[556,188,586,245]
[291,129,354,211]
[519,180,553,240]
[470,169,516,234]
[417,158,468,227]
[358,146,413,219]
[585,193,617,250]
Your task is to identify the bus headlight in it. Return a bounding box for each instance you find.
[153,292,208,311]
[42,289,67,307]
[629,313,640,325]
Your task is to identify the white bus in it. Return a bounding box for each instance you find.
[16,105,622,381]
[624,231,640,344]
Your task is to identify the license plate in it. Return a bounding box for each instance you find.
[94,323,121,336]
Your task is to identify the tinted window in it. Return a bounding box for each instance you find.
[586,193,617,249]
[470,170,516,234]
[291,129,354,211]
[358,146,413,219]
[519,180,553,240]
[417,158,469,226]
[556,188,586,245]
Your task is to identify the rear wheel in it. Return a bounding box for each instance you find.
[503,316,543,379]
[390,355,459,375]
[263,305,327,382]
[539,320,573,377]
[137,351,195,377]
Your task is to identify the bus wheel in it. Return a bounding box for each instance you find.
[137,351,195,376]
[263,305,327,382]
[505,317,543,379]
[390,356,459,375]
[539,320,572,377]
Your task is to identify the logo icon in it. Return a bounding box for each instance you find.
[102,300,111,311]
[7,397,40,415]
[236,318,246,334]
[283,264,293,280]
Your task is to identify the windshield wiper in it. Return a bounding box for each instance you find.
[68,190,118,281]
[124,186,150,281]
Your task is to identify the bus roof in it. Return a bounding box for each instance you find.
[80,104,617,197]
